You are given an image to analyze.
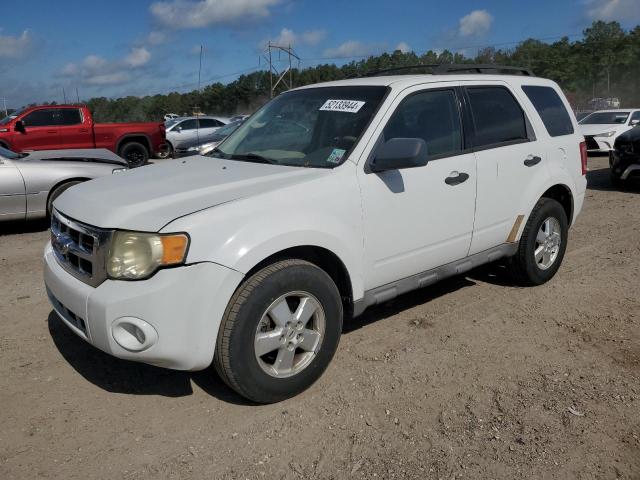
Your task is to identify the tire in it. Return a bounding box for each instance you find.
[214,259,343,404]
[508,198,568,286]
[155,143,173,159]
[47,181,82,217]
[118,141,149,168]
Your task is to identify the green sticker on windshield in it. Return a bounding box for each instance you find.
[327,148,346,164]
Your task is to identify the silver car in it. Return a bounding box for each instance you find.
[0,146,127,222]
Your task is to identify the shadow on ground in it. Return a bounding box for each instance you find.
[47,311,253,405]
[0,219,49,236]
[587,167,640,192]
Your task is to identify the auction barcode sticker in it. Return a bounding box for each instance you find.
[319,99,365,113]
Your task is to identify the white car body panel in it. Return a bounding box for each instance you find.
[45,73,587,371]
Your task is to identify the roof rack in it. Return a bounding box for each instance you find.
[359,64,535,78]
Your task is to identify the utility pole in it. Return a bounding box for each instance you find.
[75,87,80,104]
[1,97,7,117]
[62,87,67,104]
[263,42,300,98]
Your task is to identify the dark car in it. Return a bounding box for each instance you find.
[610,126,640,186]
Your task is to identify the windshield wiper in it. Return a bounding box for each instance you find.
[229,152,278,164]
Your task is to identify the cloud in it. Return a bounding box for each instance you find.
[395,42,411,53]
[150,0,282,29]
[323,40,384,59]
[0,29,33,59]
[125,47,151,67]
[261,28,327,49]
[585,0,640,22]
[61,48,152,86]
[146,31,168,45]
[458,10,493,37]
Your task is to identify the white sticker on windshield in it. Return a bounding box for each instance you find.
[327,148,346,164]
[320,99,365,114]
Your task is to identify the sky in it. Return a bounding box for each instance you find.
[1,0,639,109]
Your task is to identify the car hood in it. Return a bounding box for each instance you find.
[579,124,620,136]
[22,148,127,166]
[54,156,330,231]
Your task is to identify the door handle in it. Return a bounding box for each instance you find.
[47,130,57,134]
[444,171,470,186]
[524,155,542,167]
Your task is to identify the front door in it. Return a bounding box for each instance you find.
[358,85,477,289]
[0,158,25,220]
[14,108,60,151]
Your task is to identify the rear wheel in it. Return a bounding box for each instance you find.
[214,259,343,403]
[509,198,568,286]
[47,181,82,217]
[118,142,149,168]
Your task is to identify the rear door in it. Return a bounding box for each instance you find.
[464,83,549,255]
[0,157,26,220]
[55,108,93,148]
[359,84,477,289]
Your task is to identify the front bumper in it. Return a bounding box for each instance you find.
[44,242,244,371]
[584,135,614,152]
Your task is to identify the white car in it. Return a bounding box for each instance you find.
[579,109,640,152]
[163,113,180,121]
[44,67,587,403]
[165,116,230,156]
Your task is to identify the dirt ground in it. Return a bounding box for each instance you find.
[0,155,639,480]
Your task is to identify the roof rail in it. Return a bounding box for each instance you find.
[359,63,535,78]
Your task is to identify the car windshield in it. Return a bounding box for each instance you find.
[0,146,26,159]
[0,107,26,125]
[579,112,630,125]
[213,86,388,168]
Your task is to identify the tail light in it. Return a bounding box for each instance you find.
[579,141,587,175]
[159,122,166,138]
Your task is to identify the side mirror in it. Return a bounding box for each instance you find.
[631,119,639,126]
[175,126,182,132]
[369,138,429,173]
[14,120,25,133]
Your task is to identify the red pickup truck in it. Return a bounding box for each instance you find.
[0,105,167,167]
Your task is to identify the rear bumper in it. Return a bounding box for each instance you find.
[44,242,244,371]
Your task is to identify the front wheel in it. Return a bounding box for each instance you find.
[509,198,568,286]
[214,259,343,403]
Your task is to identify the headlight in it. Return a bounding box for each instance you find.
[107,231,189,280]
[112,167,127,174]
[187,145,201,152]
[594,131,615,137]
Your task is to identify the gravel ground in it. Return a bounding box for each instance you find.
[0,156,639,480]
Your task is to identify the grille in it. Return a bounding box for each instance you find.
[51,211,112,287]
[584,135,600,151]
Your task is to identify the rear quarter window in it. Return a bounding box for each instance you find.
[522,85,574,137]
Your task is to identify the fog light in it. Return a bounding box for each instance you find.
[112,317,158,352]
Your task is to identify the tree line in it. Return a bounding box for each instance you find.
[82,21,639,122]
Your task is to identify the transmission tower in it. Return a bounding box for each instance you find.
[262,42,300,98]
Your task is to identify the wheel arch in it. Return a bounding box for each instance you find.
[47,177,91,212]
[540,183,573,226]
[242,245,355,318]
[116,134,151,154]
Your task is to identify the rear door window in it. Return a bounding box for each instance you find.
[56,109,83,126]
[522,85,574,137]
[199,119,222,128]
[466,87,529,148]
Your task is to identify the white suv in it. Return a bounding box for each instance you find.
[44,67,587,403]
